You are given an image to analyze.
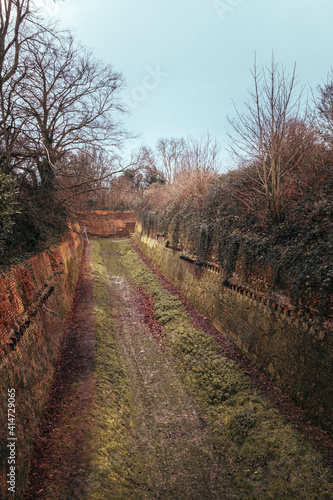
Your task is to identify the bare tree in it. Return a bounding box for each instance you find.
[0,0,32,173]
[0,2,134,252]
[170,133,222,195]
[134,134,221,196]
[227,55,308,221]
[134,145,165,183]
[58,147,115,209]
[179,133,222,175]
[0,0,31,84]
[315,68,333,147]
[156,137,186,184]
[0,62,27,173]
[16,29,127,191]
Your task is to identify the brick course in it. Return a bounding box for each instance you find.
[77,210,137,238]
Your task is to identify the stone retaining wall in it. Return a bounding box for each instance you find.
[134,225,333,435]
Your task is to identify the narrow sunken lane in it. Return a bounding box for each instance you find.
[25,239,333,499]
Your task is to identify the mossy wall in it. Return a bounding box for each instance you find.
[0,226,83,499]
[134,223,333,435]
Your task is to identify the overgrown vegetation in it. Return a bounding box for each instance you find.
[140,163,333,316]
[137,60,333,317]
[0,173,18,255]
[120,241,333,499]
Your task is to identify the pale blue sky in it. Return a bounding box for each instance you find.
[43,0,333,168]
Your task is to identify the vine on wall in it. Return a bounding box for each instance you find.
[139,173,333,318]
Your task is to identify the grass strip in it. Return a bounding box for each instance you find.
[87,240,151,499]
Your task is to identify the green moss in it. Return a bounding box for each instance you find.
[120,241,333,499]
[87,240,152,499]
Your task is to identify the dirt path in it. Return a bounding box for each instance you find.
[96,242,227,498]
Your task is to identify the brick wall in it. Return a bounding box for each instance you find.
[134,224,333,435]
[0,226,83,499]
[77,210,137,238]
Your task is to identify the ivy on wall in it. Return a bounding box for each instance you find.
[140,175,333,317]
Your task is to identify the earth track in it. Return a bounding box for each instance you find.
[99,244,229,498]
